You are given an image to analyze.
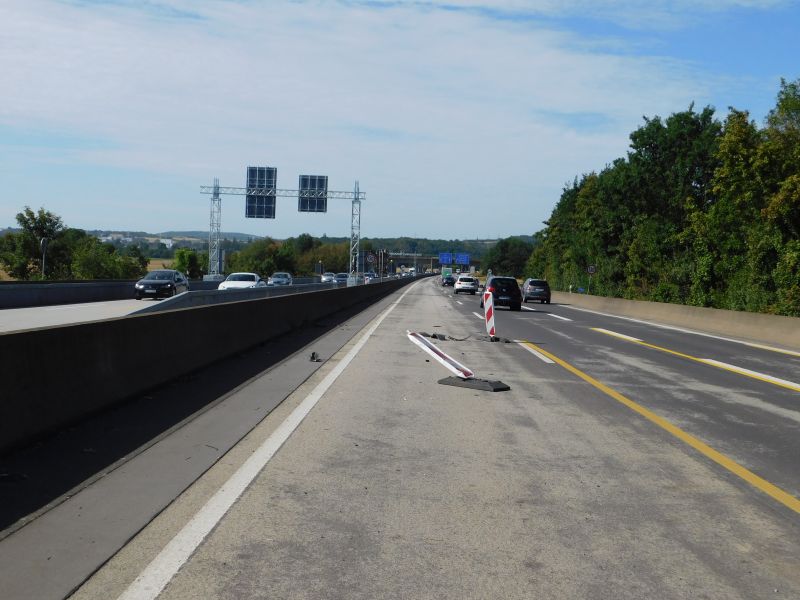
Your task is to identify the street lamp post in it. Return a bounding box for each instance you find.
[40,237,49,280]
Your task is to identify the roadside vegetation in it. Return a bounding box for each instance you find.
[0,207,149,280]
[525,78,800,316]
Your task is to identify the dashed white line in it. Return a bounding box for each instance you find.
[517,342,555,363]
[700,359,800,392]
[472,312,483,320]
[592,328,642,342]
[456,301,463,305]
[564,305,800,357]
[521,306,536,311]
[547,313,572,321]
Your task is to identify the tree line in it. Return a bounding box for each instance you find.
[0,208,149,280]
[523,78,800,316]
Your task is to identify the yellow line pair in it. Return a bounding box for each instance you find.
[519,341,800,515]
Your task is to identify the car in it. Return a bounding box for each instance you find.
[268,272,293,286]
[321,272,336,284]
[441,275,456,286]
[218,272,266,290]
[347,273,365,286]
[454,275,478,295]
[522,278,551,304]
[364,272,377,283]
[479,275,522,311]
[334,272,349,284]
[134,269,189,300]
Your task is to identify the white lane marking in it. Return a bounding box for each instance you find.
[117,282,421,600]
[592,328,642,342]
[456,301,463,305]
[547,313,572,321]
[521,306,536,311]
[517,342,555,364]
[700,359,800,392]
[472,312,483,320]
[564,305,800,358]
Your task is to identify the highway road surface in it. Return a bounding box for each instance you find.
[0,299,152,332]
[1,277,798,599]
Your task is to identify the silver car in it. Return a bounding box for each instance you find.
[268,272,293,286]
[454,275,478,295]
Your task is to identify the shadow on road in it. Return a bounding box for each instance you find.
[0,300,375,539]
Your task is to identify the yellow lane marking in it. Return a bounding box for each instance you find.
[591,328,800,393]
[520,341,800,515]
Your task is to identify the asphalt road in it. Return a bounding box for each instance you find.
[2,278,799,599]
[0,299,153,332]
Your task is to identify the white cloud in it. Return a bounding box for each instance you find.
[0,0,778,236]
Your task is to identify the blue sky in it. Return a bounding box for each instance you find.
[1,0,798,239]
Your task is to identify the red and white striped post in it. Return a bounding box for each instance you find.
[483,290,496,340]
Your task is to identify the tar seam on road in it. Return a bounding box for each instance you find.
[116,281,424,600]
[591,328,800,393]
[520,341,800,515]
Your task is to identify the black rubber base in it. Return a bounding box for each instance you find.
[438,377,511,392]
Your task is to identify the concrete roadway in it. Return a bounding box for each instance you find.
[2,278,798,599]
[64,277,800,599]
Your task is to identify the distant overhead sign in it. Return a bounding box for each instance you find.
[298,175,328,212]
[455,253,470,265]
[438,252,452,264]
[245,166,277,219]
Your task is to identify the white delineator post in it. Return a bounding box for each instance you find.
[407,331,475,379]
[483,290,496,339]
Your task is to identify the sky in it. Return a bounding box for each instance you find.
[1,0,798,241]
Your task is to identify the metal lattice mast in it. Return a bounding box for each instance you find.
[208,177,221,276]
[349,180,361,273]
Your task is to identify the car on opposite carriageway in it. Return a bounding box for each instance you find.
[218,272,266,290]
[134,269,189,300]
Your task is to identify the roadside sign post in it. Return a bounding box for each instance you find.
[587,264,596,295]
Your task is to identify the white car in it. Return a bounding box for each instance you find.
[218,272,266,290]
[454,275,478,295]
[321,272,336,283]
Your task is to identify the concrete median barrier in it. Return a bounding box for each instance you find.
[0,278,413,454]
[552,291,800,351]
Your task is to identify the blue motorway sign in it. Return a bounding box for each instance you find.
[438,252,452,264]
[455,253,470,265]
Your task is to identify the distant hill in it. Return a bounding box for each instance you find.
[85,230,262,242]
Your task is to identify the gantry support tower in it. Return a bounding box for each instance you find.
[208,178,222,277]
[349,181,361,274]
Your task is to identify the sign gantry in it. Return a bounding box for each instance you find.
[200,169,364,278]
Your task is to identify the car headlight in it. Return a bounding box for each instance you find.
[135,283,143,288]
